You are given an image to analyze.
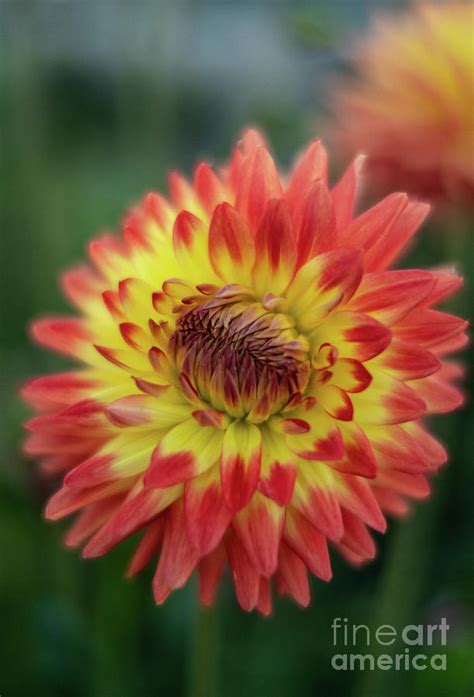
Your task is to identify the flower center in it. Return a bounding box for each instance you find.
[170,298,310,421]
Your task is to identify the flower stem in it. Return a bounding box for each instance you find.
[187,602,218,697]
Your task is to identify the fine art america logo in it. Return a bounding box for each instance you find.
[330,617,449,671]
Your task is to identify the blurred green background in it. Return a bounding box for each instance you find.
[1,2,473,696]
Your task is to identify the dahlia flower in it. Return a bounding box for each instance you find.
[330,3,474,207]
[23,129,466,614]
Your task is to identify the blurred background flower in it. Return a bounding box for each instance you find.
[1,2,473,697]
[329,2,474,211]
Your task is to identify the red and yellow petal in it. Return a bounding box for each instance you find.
[252,198,296,295]
[145,418,224,488]
[208,203,255,286]
[286,248,363,331]
[233,491,285,577]
[221,420,262,512]
[184,465,232,555]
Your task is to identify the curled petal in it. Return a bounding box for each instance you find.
[315,311,391,362]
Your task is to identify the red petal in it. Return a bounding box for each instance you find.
[368,424,431,474]
[366,199,430,272]
[126,518,165,577]
[168,171,195,209]
[338,474,386,532]
[420,268,463,307]
[277,543,311,607]
[256,577,273,616]
[284,507,332,581]
[61,265,102,308]
[393,309,468,353]
[153,500,200,591]
[30,317,90,357]
[45,478,134,521]
[193,163,226,215]
[330,422,377,478]
[83,485,180,558]
[198,545,226,607]
[406,423,447,471]
[172,210,205,252]
[318,385,354,421]
[292,468,343,541]
[235,146,283,231]
[21,372,97,411]
[258,461,297,506]
[331,154,365,231]
[64,495,124,548]
[340,510,376,560]
[233,492,285,577]
[296,179,336,268]
[347,270,436,326]
[411,373,464,413]
[184,467,232,555]
[225,532,260,612]
[64,453,115,488]
[291,426,344,461]
[376,470,430,499]
[286,139,328,215]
